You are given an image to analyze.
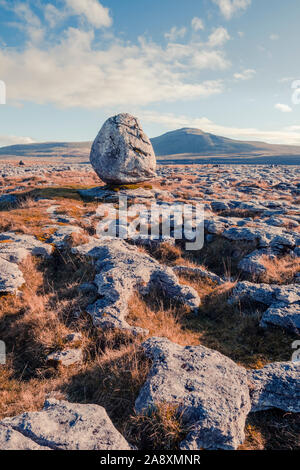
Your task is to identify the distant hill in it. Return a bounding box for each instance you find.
[151,128,300,157]
[0,128,300,164]
[0,141,91,160]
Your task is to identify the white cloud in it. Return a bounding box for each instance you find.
[270,34,279,40]
[212,0,251,20]
[141,110,300,145]
[0,25,229,109]
[12,2,44,43]
[0,135,36,148]
[64,0,112,28]
[164,26,187,41]
[275,103,292,113]
[208,27,230,47]
[237,31,244,37]
[44,4,66,28]
[234,68,256,80]
[191,17,205,31]
[284,125,300,132]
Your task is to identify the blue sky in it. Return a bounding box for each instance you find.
[0,0,300,147]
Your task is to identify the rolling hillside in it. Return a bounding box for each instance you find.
[0,128,300,164]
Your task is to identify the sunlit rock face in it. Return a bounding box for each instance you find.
[90,113,157,185]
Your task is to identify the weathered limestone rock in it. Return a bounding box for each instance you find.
[90,113,157,184]
[248,362,300,413]
[73,238,200,335]
[0,257,25,293]
[47,225,83,248]
[135,337,251,450]
[0,399,132,450]
[46,349,83,367]
[0,232,53,261]
[260,302,300,333]
[0,424,51,450]
[0,232,53,293]
[229,281,300,306]
[173,265,224,284]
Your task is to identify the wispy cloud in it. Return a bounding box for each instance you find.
[208,27,230,47]
[212,0,251,20]
[275,103,292,113]
[191,17,205,31]
[0,24,229,108]
[164,26,187,41]
[234,68,256,80]
[64,0,112,28]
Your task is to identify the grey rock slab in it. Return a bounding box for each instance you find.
[0,423,51,450]
[260,302,300,332]
[46,349,83,367]
[73,238,200,334]
[135,337,251,450]
[1,399,132,450]
[238,249,276,275]
[173,265,224,284]
[47,225,83,248]
[90,113,157,184]
[0,232,53,259]
[247,362,300,412]
[78,186,155,202]
[0,257,25,293]
[229,281,300,307]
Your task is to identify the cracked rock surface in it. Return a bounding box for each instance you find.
[73,238,200,334]
[90,113,157,184]
[247,362,300,413]
[0,399,132,450]
[135,337,251,450]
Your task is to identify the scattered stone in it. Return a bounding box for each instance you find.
[47,225,83,248]
[90,113,157,184]
[46,349,83,367]
[65,332,83,344]
[0,399,132,450]
[135,337,251,450]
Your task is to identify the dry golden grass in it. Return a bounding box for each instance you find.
[128,295,200,346]
[0,203,54,238]
[0,169,298,450]
[257,254,300,284]
[128,404,190,450]
[241,410,300,450]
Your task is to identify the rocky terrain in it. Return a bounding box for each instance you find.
[0,115,299,451]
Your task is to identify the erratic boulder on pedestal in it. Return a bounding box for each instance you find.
[90,113,157,185]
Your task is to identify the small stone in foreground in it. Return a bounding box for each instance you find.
[46,349,83,367]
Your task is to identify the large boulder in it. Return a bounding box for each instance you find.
[135,337,251,450]
[90,113,157,184]
[0,399,132,450]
